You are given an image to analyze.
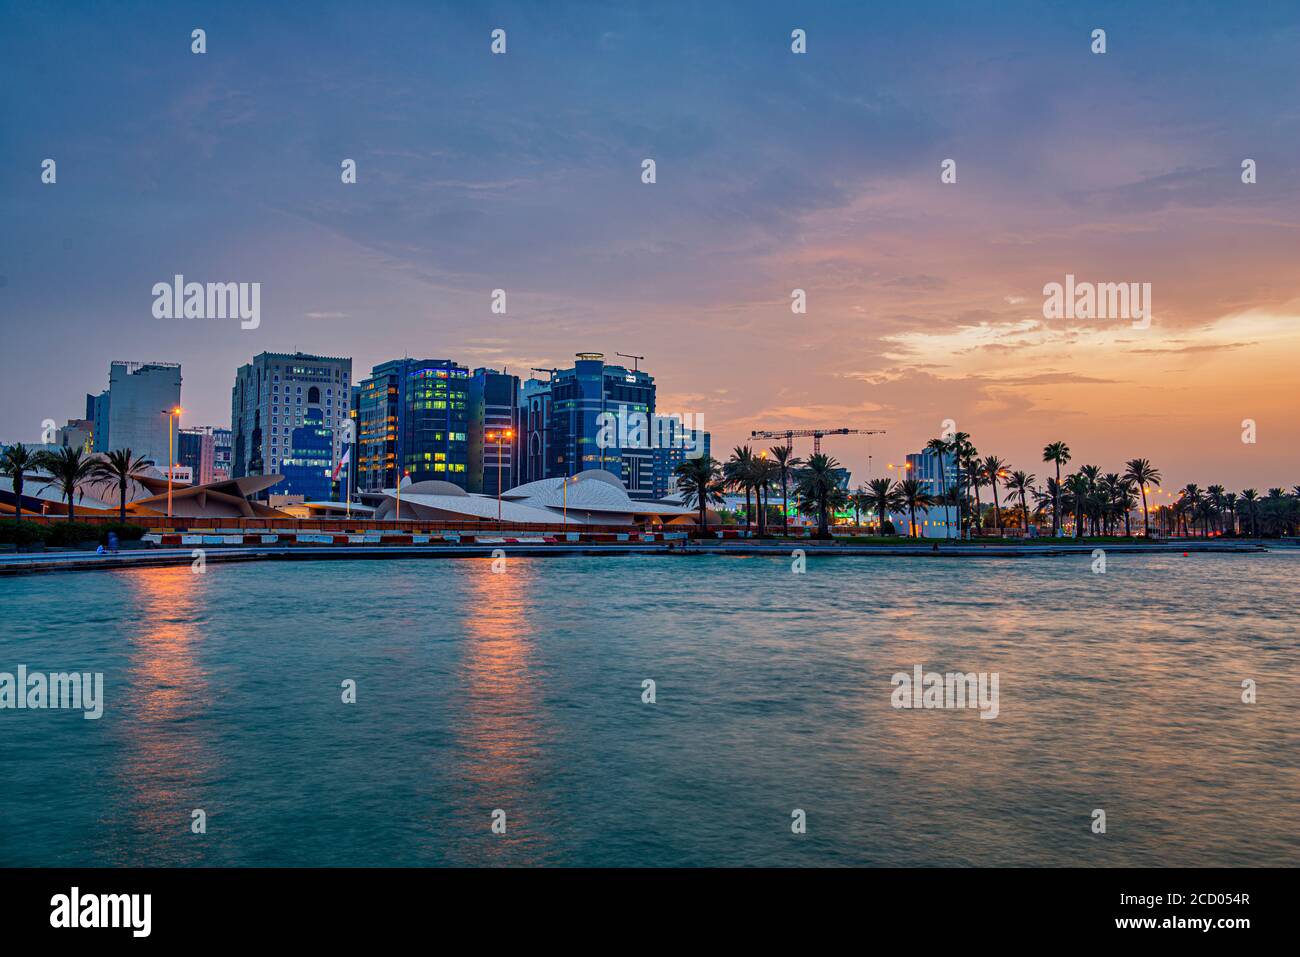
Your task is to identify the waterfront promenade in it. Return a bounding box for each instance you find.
[0,539,1270,575]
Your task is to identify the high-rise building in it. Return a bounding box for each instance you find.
[467,367,520,495]
[57,419,95,454]
[211,427,232,481]
[279,406,334,502]
[178,426,225,484]
[519,377,551,485]
[104,361,182,466]
[905,446,959,537]
[906,446,959,500]
[537,353,657,500]
[354,363,401,493]
[90,390,111,452]
[231,352,352,497]
[354,358,469,491]
[653,420,711,497]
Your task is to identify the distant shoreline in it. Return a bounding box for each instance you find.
[0,540,1275,576]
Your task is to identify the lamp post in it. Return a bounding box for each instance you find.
[162,406,183,518]
[396,469,408,521]
[485,428,515,522]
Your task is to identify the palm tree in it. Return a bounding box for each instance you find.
[768,445,802,537]
[1032,479,1058,526]
[91,448,155,523]
[1116,476,1138,537]
[982,456,1007,534]
[925,437,953,539]
[1263,487,1287,537]
[948,432,972,538]
[1004,470,1036,534]
[724,446,757,532]
[1064,473,1091,539]
[865,477,903,537]
[753,454,780,536]
[1076,465,1101,536]
[675,455,726,535]
[1170,496,1189,538]
[896,478,935,539]
[1180,484,1203,537]
[965,456,986,535]
[1042,441,1072,536]
[1123,458,1161,538]
[795,453,843,539]
[1204,485,1226,535]
[849,485,868,528]
[1223,492,1238,536]
[0,443,39,523]
[34,447,98,520]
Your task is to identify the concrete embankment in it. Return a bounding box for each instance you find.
[0,540,1270,576]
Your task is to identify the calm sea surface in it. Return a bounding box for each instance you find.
[1,551,1297,867]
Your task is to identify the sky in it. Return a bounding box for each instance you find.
[2,0,1298,492]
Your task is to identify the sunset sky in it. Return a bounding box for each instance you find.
[2,1,1297,491]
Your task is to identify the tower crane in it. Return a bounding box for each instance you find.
[750,427,886,456]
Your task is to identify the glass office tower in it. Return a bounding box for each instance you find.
[543,353,657,500]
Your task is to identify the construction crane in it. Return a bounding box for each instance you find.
[751,427,886,456]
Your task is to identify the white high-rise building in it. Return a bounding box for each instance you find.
[104,361,182,466]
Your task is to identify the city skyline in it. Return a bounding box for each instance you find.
[3,2,1298,490]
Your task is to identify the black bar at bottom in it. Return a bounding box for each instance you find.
[0,867,1278,942]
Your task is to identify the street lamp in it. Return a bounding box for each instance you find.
[395,469,409,521]
[485,428,515,522]
[162,406,183,518]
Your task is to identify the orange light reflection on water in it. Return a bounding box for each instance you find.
[113,566,215,861]
[452,559,548,855]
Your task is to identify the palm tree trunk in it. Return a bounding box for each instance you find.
[1140,488,1149,537]
[780,475,789,536]
[935,470,949,540]
[1053,462,1061,535]
[955,469,964,539]
[119,482,127,523]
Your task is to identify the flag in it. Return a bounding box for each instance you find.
[332,444,351,482]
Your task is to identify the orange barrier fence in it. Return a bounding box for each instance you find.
[19,514,667,535]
